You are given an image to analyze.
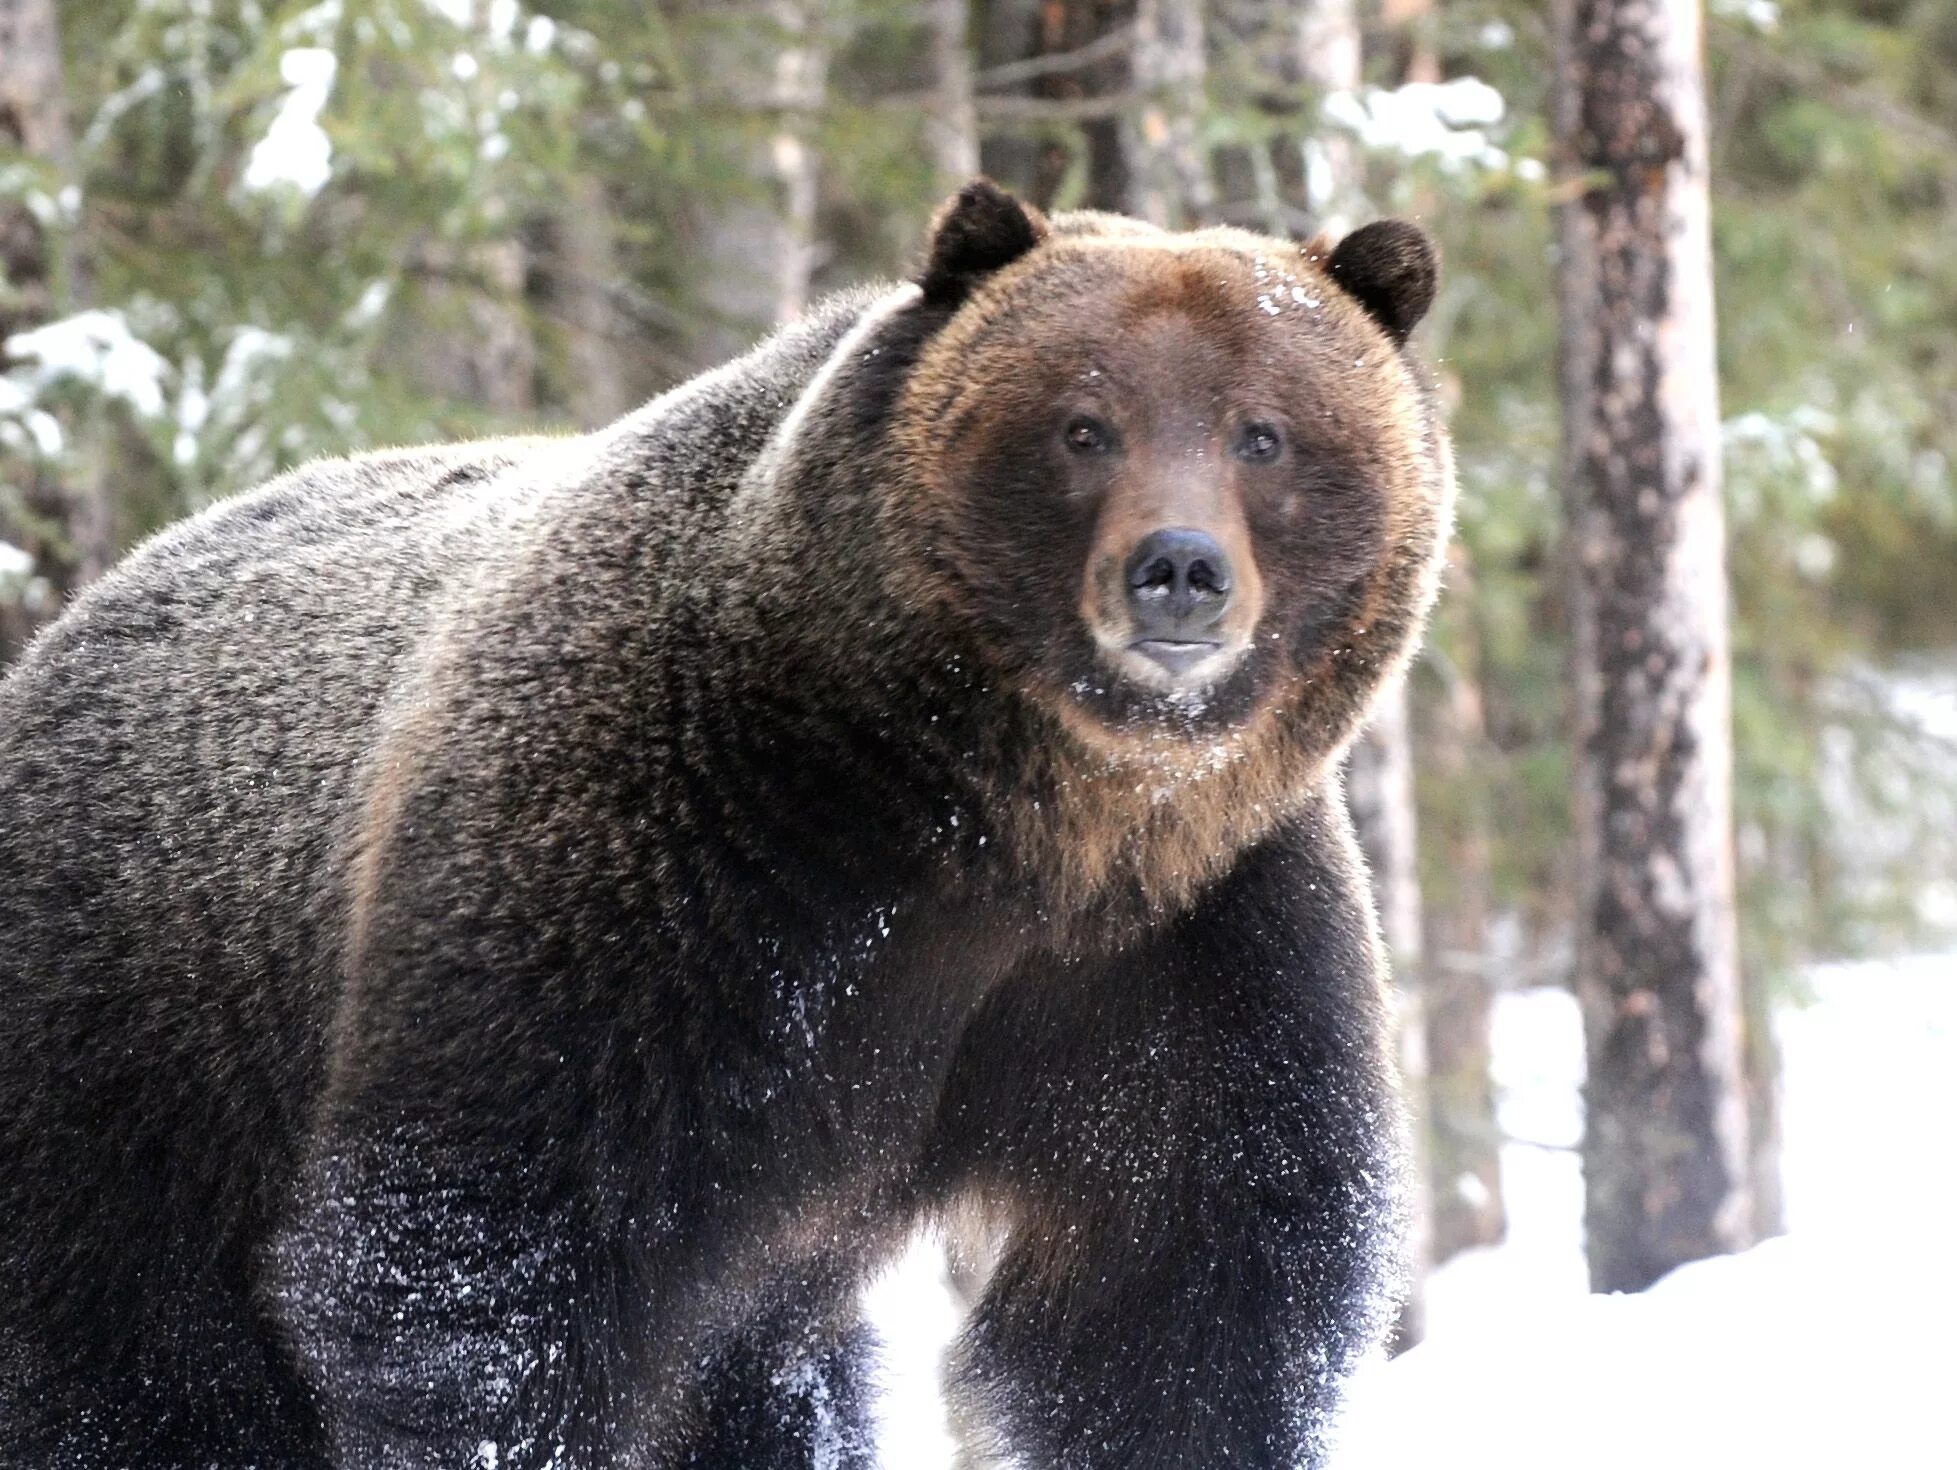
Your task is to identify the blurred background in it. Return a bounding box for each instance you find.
[3,0,1953,1462]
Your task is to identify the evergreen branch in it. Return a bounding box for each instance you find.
[1711,20,1957,155]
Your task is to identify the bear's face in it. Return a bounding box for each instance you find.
[892,187,1448,754]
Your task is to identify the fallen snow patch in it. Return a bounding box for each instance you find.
[1333,954,1957,1469]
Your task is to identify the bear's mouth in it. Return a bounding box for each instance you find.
[1098,634,1242,693]
[1128,638,1225,678]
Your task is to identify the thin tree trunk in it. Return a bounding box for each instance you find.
[927,0,980,187]
[1745,979,1786,1239]
[1421,549,1507,1263]
[0,0,99,660]
[0,0,73,338]
[972,0,1046,199]
[1290,0,1363,225]
[550,177,634,428]
[1291,0,1432,1350]
[768,0,826,325]
[470,237,535,416]
[1034,0,1132,213]
[689,0,828,365]
[1381,0,1442,86]
[1554,0,1755,1293]
[1124,0,1212,225]
[1346,677,1431,1351]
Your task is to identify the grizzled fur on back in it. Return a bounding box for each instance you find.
[0,182,1452,1470]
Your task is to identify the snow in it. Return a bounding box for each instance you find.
[1713,0,1783,33]
[861,954,1957,1467]
[1333,953,1957,1469]
[1324,78,1512,171]
[4,308,170,418]
[863,1235,966,1465]
[243,48,338,197]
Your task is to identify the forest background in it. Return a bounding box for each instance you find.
[3,0,1955,1343]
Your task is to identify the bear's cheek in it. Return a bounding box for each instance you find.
[1245,476,1391,651]
[928,448,1103,666]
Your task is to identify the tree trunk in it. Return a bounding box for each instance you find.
[1420,549,1507,1263]
[768,0,826,326]
[972,0,1046,199]
[1744,976,1786,1239]
[470,237,536,417]
[0,0,73,338]
[927,0,980,187]
[1287,0,1363,227]
[1124,0,1211,225]
[1553,0,1755,1294]
[1288,0,1431,1351]
[1345,677,1431,1351]
[1381,0,1443,87]
[549,177,636,429]
[0,0,97,662]
[1026,0,1133,213]
[689,0,829,366]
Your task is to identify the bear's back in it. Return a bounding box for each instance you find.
[0,440,571,1335]
[0,287,887,1343]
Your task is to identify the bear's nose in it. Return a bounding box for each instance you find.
[1123,527,1234,660]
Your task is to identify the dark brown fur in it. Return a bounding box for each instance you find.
[0,185,1452,1469]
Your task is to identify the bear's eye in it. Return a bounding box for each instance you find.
[1064,416,1112,455]
[1236,422,1283,463]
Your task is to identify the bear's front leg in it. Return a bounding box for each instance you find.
[270,1116,653,1470]
[933,801,1408,1470]
[672,1269,881,1470]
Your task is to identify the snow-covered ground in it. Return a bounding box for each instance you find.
[863,953,1957,1466]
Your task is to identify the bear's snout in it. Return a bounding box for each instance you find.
[1123,526,1234,675]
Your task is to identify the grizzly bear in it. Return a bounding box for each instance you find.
[0,182,1452,1469]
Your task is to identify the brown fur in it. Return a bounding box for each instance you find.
[886,213,1453,920]
[0,184,1451,1470]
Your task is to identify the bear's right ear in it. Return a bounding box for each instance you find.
[917,180,1049,306]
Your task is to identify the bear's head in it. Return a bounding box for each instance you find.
[886,181,1452,779]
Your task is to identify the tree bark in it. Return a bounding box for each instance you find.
[926,0,980,187]
[0,0,73,338]
[0,0,95,662]
[1420,549,1507,1263]
[1345,676,1430,1351]
[1023,0,1133,213]
[1380,0,1443,87]
[972,0,1046,199]
[689,0,828,365]
[768,0,826,326]
[1289,0,1431,1351]
[548,177,635,429]
[1123,0,1212,225]
[1554,0,1755,1293]
[1744,975,1786,1239]
[1289,0,1364,226]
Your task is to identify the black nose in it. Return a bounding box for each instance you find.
[1124,527,1234,641]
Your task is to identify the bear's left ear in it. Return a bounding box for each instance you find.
[918,180,1049,306]
[1325,219,1439,345]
